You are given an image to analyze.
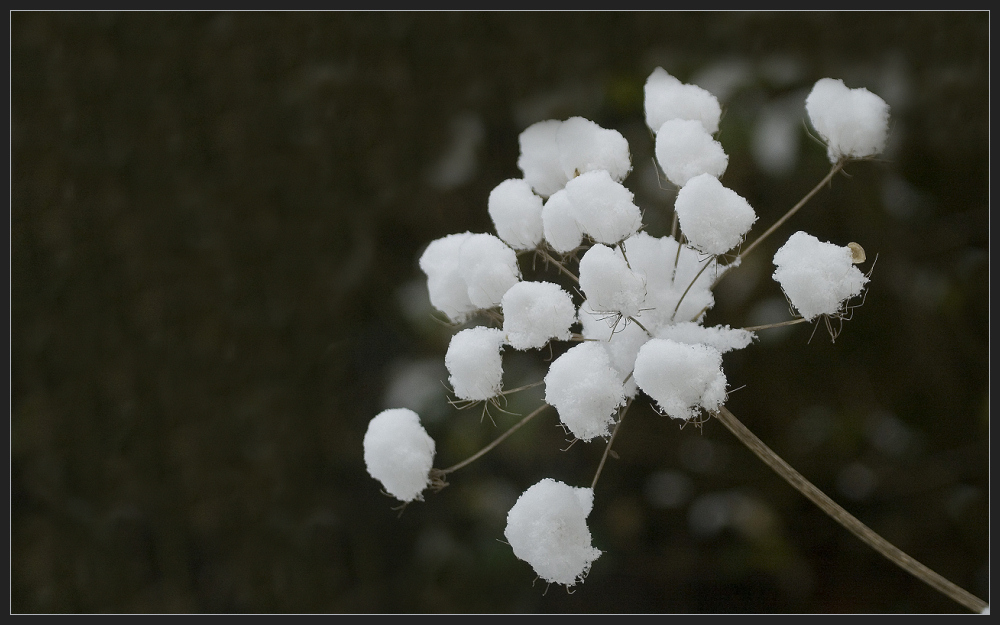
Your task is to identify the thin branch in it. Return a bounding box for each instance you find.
[725,160,845,278]
[538,247,580,284]
[438,403,549,475]
[672,255,713,321]
[714,406,987,614]
[741,317,810,332]
[591,397,632,491]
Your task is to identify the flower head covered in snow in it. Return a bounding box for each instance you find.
[363,68,907,600]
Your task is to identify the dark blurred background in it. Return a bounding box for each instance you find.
[11,11,989,613]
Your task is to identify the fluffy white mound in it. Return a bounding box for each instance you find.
[644,66,722,134]
[578,300,650,398]
[654,321,755,354]
[504,478,602,587]
[772,231,868,321]
[545,342,626,441]
[502,281,577,350]
[674,173,757,255]
[458,233,521,310]
[363,408,436,502]
[633,339,728,421]
[517,119,569,197]
[805,78,890,163]
[541,189,584,253]
[556,116,632,182]
[578,243,646,319]
[564,169,643,245]
[488,178,544,250]
[418,232,477,323]
[445,326,506,401]
[655,118,729,187]
[621,232,722,330]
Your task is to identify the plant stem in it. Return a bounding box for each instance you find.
[742,317,810,332]
[438,403,549,475]
[591,397,632,491]
[538,247,580,284]
[715,406,987,613]
[672,255,713,321]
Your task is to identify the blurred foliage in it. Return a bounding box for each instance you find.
[11,11,989,613]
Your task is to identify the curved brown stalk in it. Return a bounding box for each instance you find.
[715,406,987,613]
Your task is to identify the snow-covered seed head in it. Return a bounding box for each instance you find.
[805,77,890,163]
[578,300,650,399]
[418,232,477,323]
[772,231,869,321]
[488,178,544,250]
[644,66,722,135]
[564,169,643,245]
[501,281,577,350]
[544,342,626,441]
[363,408,436,503]
[445,326,506,401]
[654,118,729,187]
[633,339,728,421]
[517,119,570,198]
[458,233,521,310]
[556,116,632,183]
[578,243,646,319]
[674,173,757,255]
[504,478,602,588]
[541,189,584,253]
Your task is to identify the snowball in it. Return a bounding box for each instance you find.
[541,189,584,253]
[458,233,521,309]
[502,281,577,350]
[488,178,545,250]
[644,67,722,135]
[633,339,728,421]
[564,170,643,245]
[772,231,869,321]
[418,232,477,323]
[445,326,506,401]
[363,408,436,502]
[545,342,626,441]
[655,118,729,187]
[579,300,650,398]
[620,232,721,330]
[805,78,890,163]
[517,119,570,197]
[654,321,755,353]
[556,116,632,183]
[504,478,602,587]
[578,243,647,319]
[673,173,757,255]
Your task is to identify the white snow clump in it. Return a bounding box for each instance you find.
[578,300,650,398]
[541,189,584,253]
[501,281,577,350]
[633,339,728,421]
[504,478,602,587]
[772,231,868,321]
[545,341,626,441]
[363,408,436,503]
[517,119,569,197]
[805,77,890,163]
[418,232,477,323]
[488,178,544,250]
[458,233,521,310]
[654,321,755,354]
[556,116,632,183]
[564,169,643,245]
[674,173,757,255]
[578,243,646,319]
[644,66,722,135]
[655,118,729,187]
[445,326,506,401]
